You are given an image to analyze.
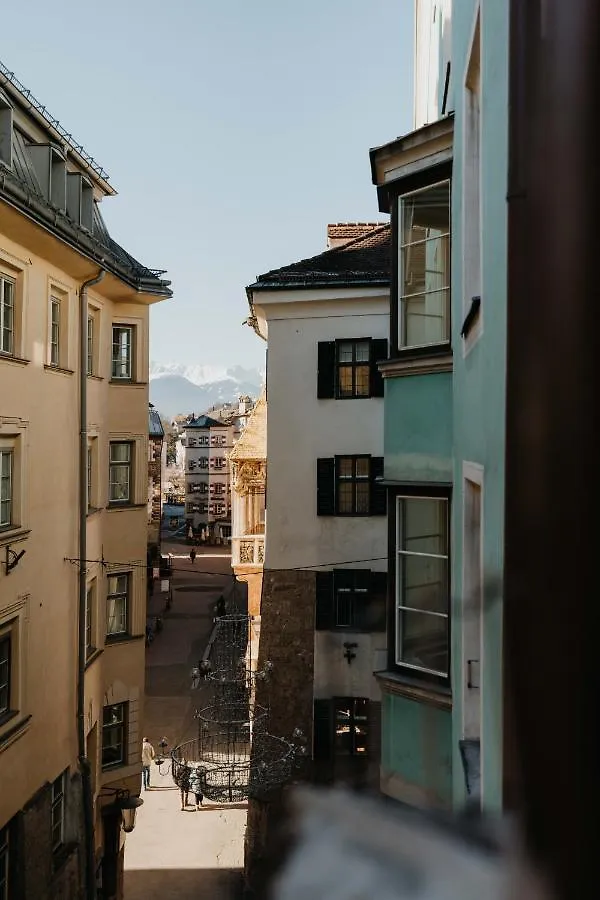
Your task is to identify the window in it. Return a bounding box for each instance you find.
[212,457,225,470]
[313,698,369,761]
[85,584,95,657]
[317,338,387,399]
[398,181,451,348]
[0,276,15,356]
[51,771,67,852]
[334,698,368,756]
[395,496,450,678]
[200,457,209,469]
[0,824,8,900]
[102,703,127,768]
[87,315,94,375]
[0,634,10,718]
[49,297,61,366]
[106,573,129,636]
[111,325,134,379]
[315,570,387,631]
[316,455,386,517]
[109,442,132,503]
[87,446,92,510]
[0,450,12,528]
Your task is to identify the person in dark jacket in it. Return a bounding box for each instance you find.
[179,764,191,810]
[190,547,196,564]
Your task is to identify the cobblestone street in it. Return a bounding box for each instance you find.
[124,541,246,899]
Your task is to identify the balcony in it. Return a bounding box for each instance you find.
[232,534,265,567]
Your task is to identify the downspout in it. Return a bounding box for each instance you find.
[78,268,105,900]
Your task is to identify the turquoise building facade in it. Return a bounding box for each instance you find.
[369,0,509,813]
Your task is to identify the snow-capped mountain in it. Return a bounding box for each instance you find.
[149,361,263,419]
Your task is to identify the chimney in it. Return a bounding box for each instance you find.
[326,222,386,250]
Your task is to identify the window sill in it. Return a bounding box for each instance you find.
[0,526,31,548]
[378,344,453,379]
[105,632,144,645]
[44,364,74,375]
[86,506,103,519]
[374,670,452,710]
[106,502,147,512]
[109,379,148,386]
[0,353,30,366]
[101,760,128,772]
[85,647,103,669]
[52,841,78,875]
[0,713,32,753]
[87,374,104,382]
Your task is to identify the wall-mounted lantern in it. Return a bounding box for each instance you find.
[100,788,144,833]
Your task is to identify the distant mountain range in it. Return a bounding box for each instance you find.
[149,362,263,419]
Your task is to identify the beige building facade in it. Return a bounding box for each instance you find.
[0,66,171,899]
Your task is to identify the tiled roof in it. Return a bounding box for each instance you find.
[248,225,391,291]
[149,405,164,437]
[327,222,386,241]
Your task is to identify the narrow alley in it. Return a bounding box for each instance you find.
[123,537,246,900]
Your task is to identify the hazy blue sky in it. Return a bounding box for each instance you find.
[2,0,413,370]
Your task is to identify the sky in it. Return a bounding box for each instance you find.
[2,0,413,371]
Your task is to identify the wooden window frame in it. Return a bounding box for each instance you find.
[106,572,130,638]
[101,702,128,769]
[111,324,135,381]
[108,441,133,505]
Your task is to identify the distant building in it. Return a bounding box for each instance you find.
[176,414,233,533]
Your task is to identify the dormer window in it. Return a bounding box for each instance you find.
[27,144,66,210]
[66,172,94,230]
[0,92,13,168]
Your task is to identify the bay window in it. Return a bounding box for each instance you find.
[398,181,451,349]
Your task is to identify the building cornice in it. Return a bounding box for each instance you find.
[378,347,453,378]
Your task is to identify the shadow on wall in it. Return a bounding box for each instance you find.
[124,868,243,900]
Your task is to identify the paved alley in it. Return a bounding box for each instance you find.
[124,541,246,900]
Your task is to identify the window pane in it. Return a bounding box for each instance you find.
[108,574,128,595]
[334,703,353,755]
[355,482,370,513]
[337,483,353,513]
[401,498,448,556]
[355,458,370,479]
[335,590,353,627]
[355,341,370,362]
[0,637,9,714]
[338,365,353,397]
[397,609,449,675]
[109,465,130,502]
[354,365,370,396]
[110,443,130,463]
[337,342,353,363]
[401,554,448,614]
[112,327,132,378]
[401,183,450,246]
[337,457,353,478]
[404,290,450,346]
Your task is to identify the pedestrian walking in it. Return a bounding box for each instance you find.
[141,737,155,790]
[190,547,196,564]
[179,763,191,810]
[190,766,204,810]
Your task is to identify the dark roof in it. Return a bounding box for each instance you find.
[149,405,164,437]
[185,414,223,429]
[1,97,171,297]
[247,225,391,292]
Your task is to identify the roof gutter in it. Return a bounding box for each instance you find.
[78,268,105,900]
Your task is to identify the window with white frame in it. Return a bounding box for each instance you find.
[109,442,132,503]
[0,633,11,719]
[51,770,67,852]
[111,325,134,380]
[395,495,450,678]
[48,296,61,366]
[0,449,12,528]
[102,702,127,768]
[398,181,451,349]
[87,314,94,375]
[106,573,129,636]
[85,582,96,657]
[0,276,15,356]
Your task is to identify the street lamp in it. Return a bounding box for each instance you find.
[100,788,144,833]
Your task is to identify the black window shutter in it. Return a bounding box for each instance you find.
[313,699,333,761]
[370,339,388,397]
[368,570,388,632]
[369,457,387,516]
[317,342,336,399]
[317,458,335,516]
[315,571,334,630]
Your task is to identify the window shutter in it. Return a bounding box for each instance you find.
[313,699,333,761]
[370,339,388,397]
[317,342,336,399]
[317,458,335,516]
[369,457,387,516]
[368,570,388,632]
[315,571,334,630]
